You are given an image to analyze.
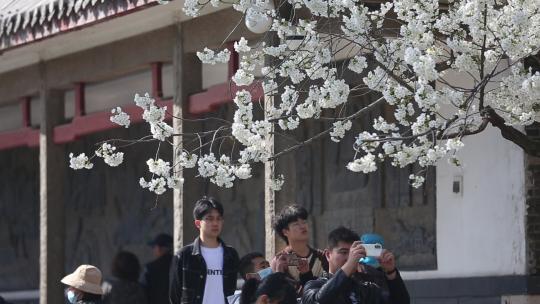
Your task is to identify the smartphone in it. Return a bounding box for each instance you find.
[362,243,383,257]
[285,253,299,266]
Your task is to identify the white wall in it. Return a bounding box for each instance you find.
[0,102,22,131]
[402,125,527,279]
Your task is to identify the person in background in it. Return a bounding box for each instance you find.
[141,233,173,304]
[61,265,104,304]
[102,251,147,304]
[229,252,272,304]
[239,252,271,281]
[240,273,297,304]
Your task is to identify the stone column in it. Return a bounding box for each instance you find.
[39,74,65,304]
[264,95,277,259]
[172,23,201,252]
[263,32,297,258]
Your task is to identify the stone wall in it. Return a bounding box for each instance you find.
[525,124,540,276]
[0,147,39,290]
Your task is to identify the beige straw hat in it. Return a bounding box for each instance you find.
[61,265,103,295]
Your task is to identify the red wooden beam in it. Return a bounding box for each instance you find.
[188,41,265,114]
[227,42,239,79]
[53,99,173,144]
[0,97,38,150]
[21,97,31,127]
[74,83,86,117]
[189,82,264,115]
[151,62,164,98]
[0,128,39,150]
[0,99,174,151]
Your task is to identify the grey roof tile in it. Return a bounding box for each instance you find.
[0,0,119,39]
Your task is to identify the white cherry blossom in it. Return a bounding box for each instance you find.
[110,107,130,128]
[69,153,93,170]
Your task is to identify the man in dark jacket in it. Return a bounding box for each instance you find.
[302,227,410,304]
[169,197,240,304]
[141,233,173,304]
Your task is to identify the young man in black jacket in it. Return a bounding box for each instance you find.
[302,227,410,304]
[169,197,240,304]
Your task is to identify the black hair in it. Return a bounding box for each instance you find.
[327,226,359,250]
[111,251,141,282]
[273,204,308,244]
[193,196,224,220]
[239,252,265,279]
[240,273,296,304]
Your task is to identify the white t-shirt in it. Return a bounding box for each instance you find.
[201,245,225,304]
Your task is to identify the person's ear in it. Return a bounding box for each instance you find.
[194,220,201,229]
[282,228,290,238]
[258,294,270,304]
[324,248,331,261]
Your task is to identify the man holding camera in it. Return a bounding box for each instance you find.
[272,205,328,289]
[302,227,410,304]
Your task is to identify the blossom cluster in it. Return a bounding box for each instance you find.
[110,107,130,128]
[134,93,174,141]
[196,48,231,65]
[139,159,182,195]
[69,153,93,170]
[95,143,124,167]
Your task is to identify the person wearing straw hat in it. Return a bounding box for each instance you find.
[61,264,104,304]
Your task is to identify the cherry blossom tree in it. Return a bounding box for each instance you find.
[70,0,540,194]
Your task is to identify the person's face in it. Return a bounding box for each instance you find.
[152,245,169,258]
[195,209,223,238]
[255,295,281,304]
[65,287,81,302]
[325,241,353,272]
[252,256,271,272]
[282,218,309,243]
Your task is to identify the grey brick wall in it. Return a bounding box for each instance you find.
[525,124,540,276]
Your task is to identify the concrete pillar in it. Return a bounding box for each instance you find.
[172,23,201,252]
[39,74,65,304]
[263,32,297,258]
[264,105,297,258]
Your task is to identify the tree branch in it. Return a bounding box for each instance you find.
[438,117,489,140]
[486,106,540,157]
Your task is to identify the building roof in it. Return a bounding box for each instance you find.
[0,0,156,50]
[0,0,105,37]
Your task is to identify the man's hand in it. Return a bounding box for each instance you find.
[271,254,289,273]
[378,250,397,280]
[297,258,310,274]
[341,241,366,277]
